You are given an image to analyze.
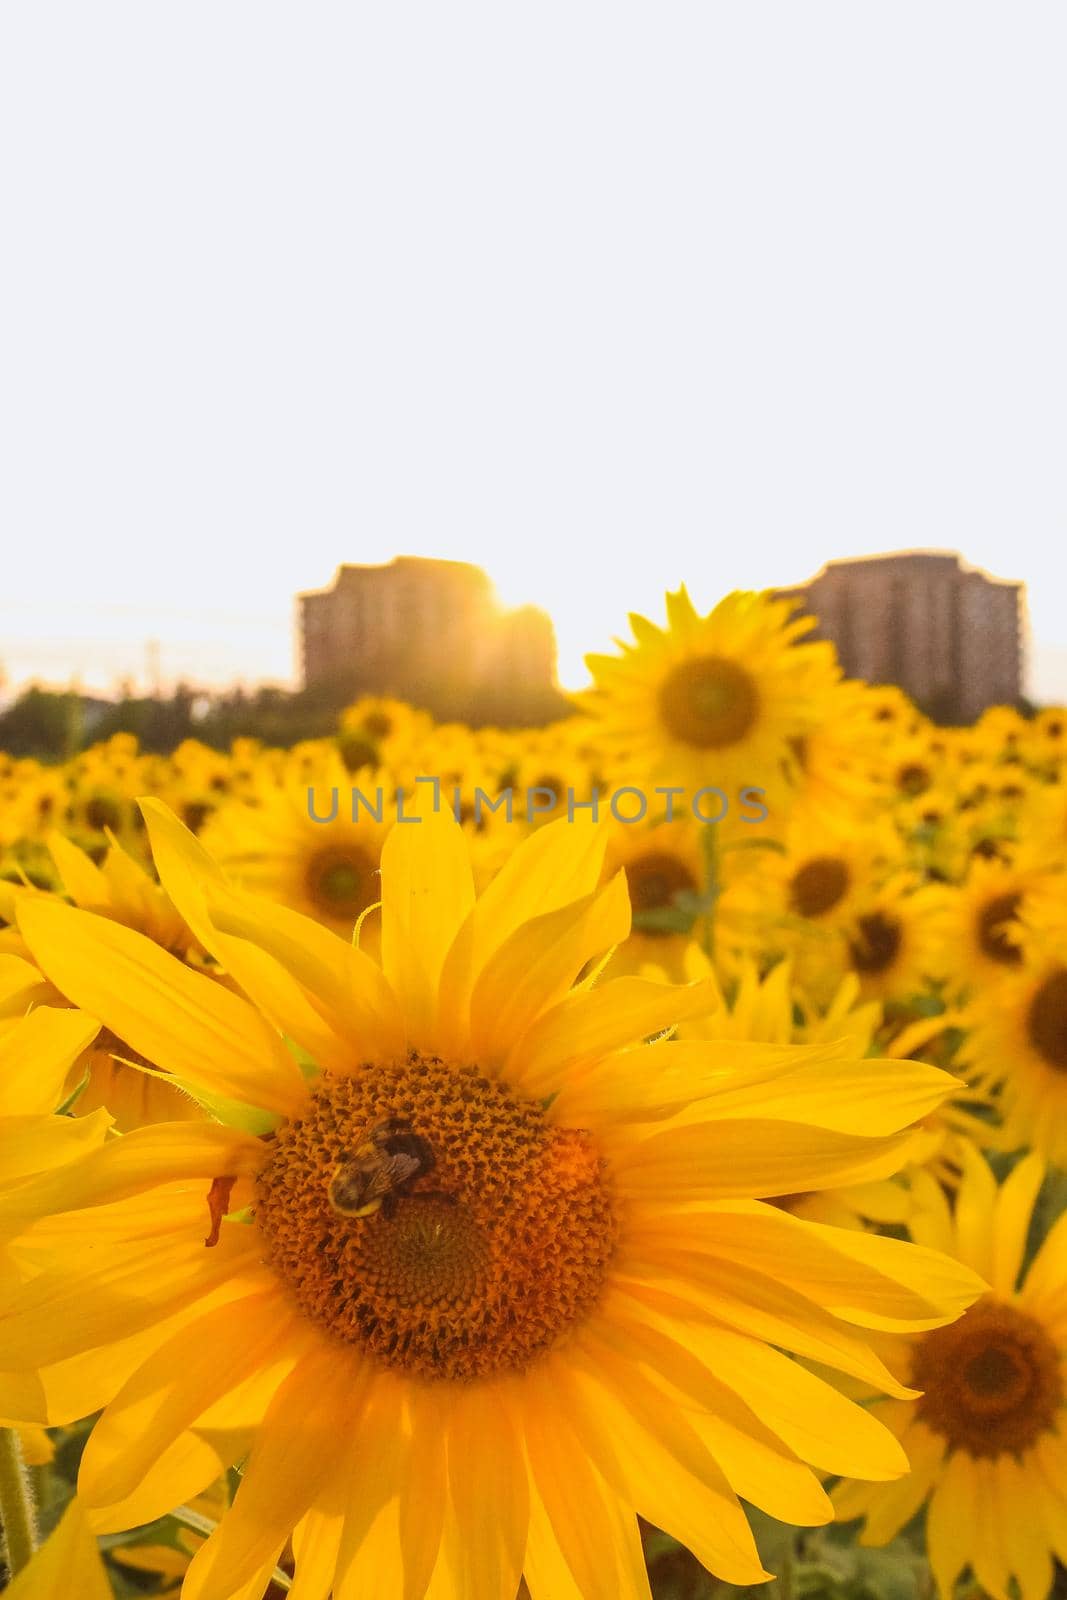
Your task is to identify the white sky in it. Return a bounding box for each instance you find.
[1,5,1065,701]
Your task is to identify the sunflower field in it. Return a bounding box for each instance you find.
[3,587,1067,1600]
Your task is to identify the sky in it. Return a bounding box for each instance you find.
[1,5,1065,701]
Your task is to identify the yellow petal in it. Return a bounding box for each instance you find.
[926,1451,975,1599]
[856,1418,944,1544]
[520,1374,654,1600]
[631,1204,985,1330]
[398,1384,449,1600]
[1,1121,263,1227]
[0,953,57,1017]
[611,1119,928,1203]
[611,1252,917,1398]
[142,799,398,1072]
[290,1507,345,1600]
[3,1496,111,1600]
[611,1298,908,1479]
[0,1227,265,1368]
[0,1108,111,1189]
[446,1382,527,1600]
[436,812,610,1050]
[333,1372,409,1596]
[469,874,630,1066]
[0,1007,100,1117]
[954,1142,999,1281]
[563,1338,792,1572]
[80,1288,300,1507]
[206,883,405,1067]
[992,1151,1044,1296]
[47,831,111,909]
[507,976,722,1101]
[996,1453,1055,1600]
[183,1345,368,1600]
[380,802,474,1037]
[17,897,307,1119]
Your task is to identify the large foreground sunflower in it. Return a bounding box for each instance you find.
[2,800,982,1600]
[834,1150,1067,1600]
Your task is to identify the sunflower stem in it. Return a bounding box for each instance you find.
[701,822,721,962]
[0,1427,38,1579]
[778,1537,796,1600]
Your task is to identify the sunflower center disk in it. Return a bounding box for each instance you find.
[976,892,1023,966]
[305,844,376,919]
[254,1056,619,1380]
[848,911,902,974]
[658,655,759,749]
[789,855,850,918]
[911,1299,1063,1457]
[625,852,698,928]
[1027,968,1067,1073]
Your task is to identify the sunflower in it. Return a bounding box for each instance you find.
[200,753,392,937]
[959,906,1067,1167]
[721,809,899,969]
[833,1149,1067,1600]
[933,858,1052,999]
[0,800,983,1600]
[601,817,710,980]
[840,879,948,1006]
[580,587,842,804]
[336,696,435,778]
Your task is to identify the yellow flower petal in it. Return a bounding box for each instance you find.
[857,1418,944,1544]
[469,874,630,1066]
[628,1204,986,1330]
[0,1108,111,1189]
[992,1151,1045,1296]
[0,1006,100,1117]
[0,1228,265,1368]
[141,798,401,1071]
[3,1496,111,1600]
[183,1344,367,1600]
[521,1376,654,1600]
[611,1119,927,1203]
[17,897,307,1119]
[507,976,725,1101]
[436,811,610,1051]
[80,1288,300,1508]
[563,1339,795,1570]
[2,1121,263,1227]
[446,1382,528,1600]
[379,802,474,1039]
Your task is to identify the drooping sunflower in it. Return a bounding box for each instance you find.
[0,800,984,1600]
[833,1149,1067,1600]
[580,587,842,804]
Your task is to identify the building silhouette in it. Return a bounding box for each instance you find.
[298,557,567,725]
[776,552,1024,723]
